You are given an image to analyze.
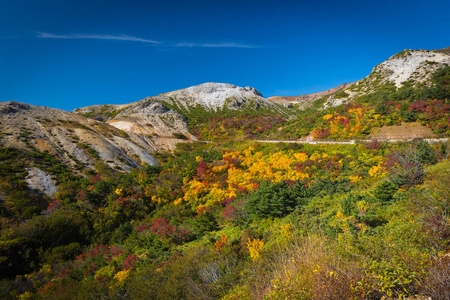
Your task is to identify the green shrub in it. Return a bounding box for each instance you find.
[416,140,436,165]
[245,181,309,220]
[374,181,398,203]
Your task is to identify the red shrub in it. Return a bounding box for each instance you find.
[151,218,175,237]
[222,197,236,207]
[222,205,237,220]
[135,225,150,233]
[47,200,61,211]
[76,190,87,202]
[196,161,209,180]
[314,128,330,139]
[89,175,102,184]
[197,206,205,215]
[409,100,427,112]
[236,186,249,195]
[367,139,381,151]
[122,254,137,270]
[150,218,190,243]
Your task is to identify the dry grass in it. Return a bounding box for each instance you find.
[417,255,450,300]
[259,233,368,300]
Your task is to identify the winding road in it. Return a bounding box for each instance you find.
[254,138,449,145]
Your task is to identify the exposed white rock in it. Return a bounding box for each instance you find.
[110,101,193,138]
[112,136,160,166]
[373,50,450,88]
[323,96,347,109]
[163,82,266,111]
[108,120,137,132]
[25,168,57,197]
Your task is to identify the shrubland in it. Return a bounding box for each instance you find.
[262,66,450,140]
[1,137,449,299]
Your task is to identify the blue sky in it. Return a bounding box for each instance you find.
[1,0,449,111]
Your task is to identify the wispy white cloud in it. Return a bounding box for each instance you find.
[175,42,260,48]
[36,31,261,48]
[36,32,160,44]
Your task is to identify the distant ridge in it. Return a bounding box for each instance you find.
[268,82,355,104]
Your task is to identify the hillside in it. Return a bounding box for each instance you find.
[324,48,450,107]
[270,48,450,109]
[75,98,196,151]
[262,48,450,140]
[75,82,293,142]
[0,48,449,300]
[1,137,448,299]
[0,101,160,195]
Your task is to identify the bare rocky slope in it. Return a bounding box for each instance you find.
[0,101,160,195]
[161,82,286,113]
[75,98,196,151]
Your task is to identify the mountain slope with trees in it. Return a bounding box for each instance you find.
[262,52,450,140]
[0,47,449,299]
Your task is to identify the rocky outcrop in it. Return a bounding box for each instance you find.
[107,99,194,139]
[75,98,196,151]
[161,82,267,111]
[370,49,450,88]
[25,168,57,197]
[0,101,160,176]
[320,49,450,108]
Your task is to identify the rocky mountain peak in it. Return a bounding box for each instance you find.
[177,82,262,97]
[73,82,290,152]
[162,82,265,110]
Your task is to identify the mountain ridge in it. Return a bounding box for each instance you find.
[2,47,449,196]
[74,82,292,145]
[268,82,356,105]
[269,47,450,109]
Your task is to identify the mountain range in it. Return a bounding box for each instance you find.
[1,47,450,300]
[1,47,449,196]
